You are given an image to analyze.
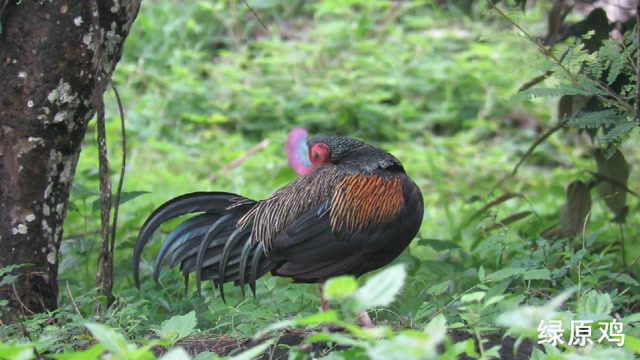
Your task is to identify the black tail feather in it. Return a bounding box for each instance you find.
[133,192,242,288]
[218,228,251,303]
[194,212,235,294]
[133,191,277,302]
[238,236,254,297]
[250,242,266,295]
[153,214,222,283]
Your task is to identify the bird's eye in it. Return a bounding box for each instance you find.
[313,151,320,159]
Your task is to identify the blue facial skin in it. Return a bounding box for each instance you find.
[299,140,311,168]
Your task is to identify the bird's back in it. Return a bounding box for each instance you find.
[242,144,424,283]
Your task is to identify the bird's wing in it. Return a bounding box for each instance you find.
[269,170,419,281]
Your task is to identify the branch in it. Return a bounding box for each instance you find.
[490,119,570,193]
[636,5,640,123]
[489,1,633,114]
[94,91,114,313]
[208,139,271,182]
[242,0,269,31]
[109,82,127,262]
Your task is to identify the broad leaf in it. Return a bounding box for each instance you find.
[154,311,198,344]
[324,275,358,300]
[353,264,406,312]
[576,290,612,316]
[158,348,191,360]
[485,267,525,282]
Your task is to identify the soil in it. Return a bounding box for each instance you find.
[152,328,537,359]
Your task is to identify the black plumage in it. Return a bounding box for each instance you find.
[132,131,424,318]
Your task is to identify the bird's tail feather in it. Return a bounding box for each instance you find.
[132,192,275,302]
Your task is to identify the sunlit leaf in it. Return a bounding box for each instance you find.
[324,276,358,300]
[353,264,406,312]
[84,323,130,360]
[158,348,191,360]
[226,340,274,360]
[153,311,198,344]
[576,290,612,316]
[460,291,485,303]
[496,288,576,331]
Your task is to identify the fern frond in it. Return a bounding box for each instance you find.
[567,110,622,129]
[601,119,637,145]
[513,84,592,100]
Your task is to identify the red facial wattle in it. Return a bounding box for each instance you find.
[286,127,311,175]
[309,143,330,168]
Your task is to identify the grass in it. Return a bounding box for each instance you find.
[2,0,639,359]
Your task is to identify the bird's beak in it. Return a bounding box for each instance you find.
[286,127,312,176]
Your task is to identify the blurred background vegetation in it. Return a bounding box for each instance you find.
[29,0,639,354]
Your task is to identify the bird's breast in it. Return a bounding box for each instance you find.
[329,172,406,233]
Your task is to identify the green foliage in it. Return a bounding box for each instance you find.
[510,10,637,149]
[112,0,532,142]
[153,312,198,346]
[0,264,25,287]
[4,0,639,359]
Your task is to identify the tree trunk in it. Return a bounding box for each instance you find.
[0,0,141,323]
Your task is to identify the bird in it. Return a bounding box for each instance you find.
[132,128,424,326]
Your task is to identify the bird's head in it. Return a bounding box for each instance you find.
[285,127,367,176]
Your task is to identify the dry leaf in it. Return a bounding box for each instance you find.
[594,148,630,223]
[558,95,573,120]
[559,180,591,237]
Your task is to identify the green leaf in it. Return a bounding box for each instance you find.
[461,291,485,303]
[523,269,551,280]
[0,274,19,287]
[623,312,640,324]
[496,288,576,331]
[418,239,461,251]
[478,265,485,282]
[254,310,341,338]
[72,183,98,199]
[353,264,406,312]
[306,332,369,348]
[154,311,198,343]
[158,348,191,360]
[424,313,447,342]
[227,340,274,360]
[485,267,525,282]
[91,190,151,213]
[192,352,217,360]
[426,281,449,296]
[622,335,640,355]
[324,276,358,300]
[0,342,34,360]
[608,273,640,286]
[51,344,105,360]
[67,201,80,213]
[576,290,612,316]
[484,294,508,308]
[84,323,130,360]
[0,263,25,276]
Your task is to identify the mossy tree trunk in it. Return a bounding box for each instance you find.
[0,0,141,323]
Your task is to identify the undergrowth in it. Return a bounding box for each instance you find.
[1,0,639,359]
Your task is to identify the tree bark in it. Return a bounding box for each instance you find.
[0,0,141,323]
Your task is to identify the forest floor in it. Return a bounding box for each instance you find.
[151,328,536,360]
